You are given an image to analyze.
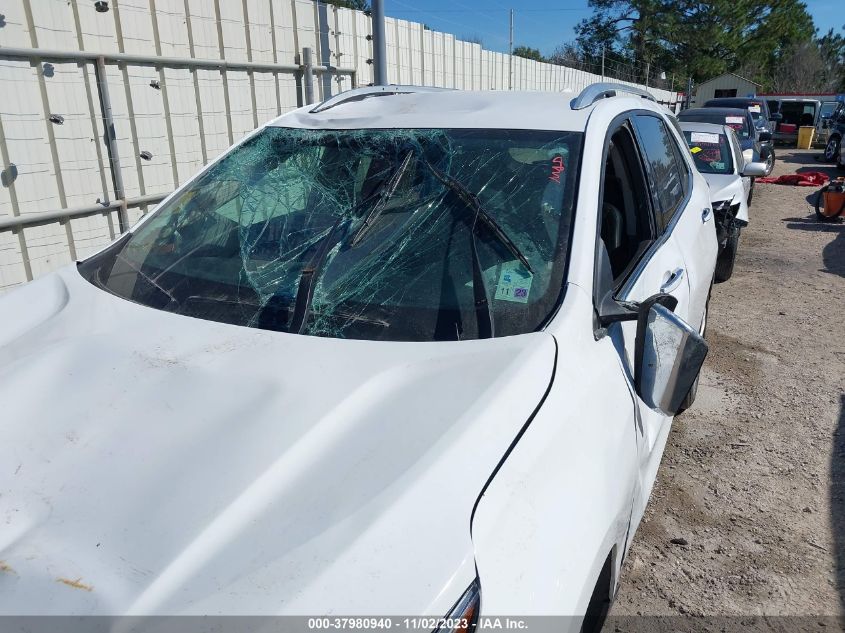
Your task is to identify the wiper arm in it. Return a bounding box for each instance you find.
[418,158,503,339]
[420,157,534,275]
[288,151,414,334]
[349,150,414,245]
[287,215,349,334]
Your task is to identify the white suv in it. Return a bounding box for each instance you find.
[0,84,717,631]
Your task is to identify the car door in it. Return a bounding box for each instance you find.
[639,113,716,331]
[630,113,714,324]
[596,115,691,523]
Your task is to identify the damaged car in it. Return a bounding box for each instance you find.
[0,84,716,632]
[679,121,766,282]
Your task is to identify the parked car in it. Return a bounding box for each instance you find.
[820,101,845,163]
[678,107,769,173]
[763,97,840,147]
[679,121,767,281]
[702,97,777,174]
[0,84,716,631]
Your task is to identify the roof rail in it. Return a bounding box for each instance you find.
[309,85,452,113]
[570,82,656,110]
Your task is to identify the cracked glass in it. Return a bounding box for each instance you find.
[80,127,582,341]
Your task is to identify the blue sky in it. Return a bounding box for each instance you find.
[386,1,845,57]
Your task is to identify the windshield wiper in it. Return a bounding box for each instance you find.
[419,157,534,275]
[288,151,414,334]
[419,157,536,339]
[413,159,494,339]
[349,150,414,245]
[287,215,349,334]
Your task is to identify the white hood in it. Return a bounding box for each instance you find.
[0,267,556,616]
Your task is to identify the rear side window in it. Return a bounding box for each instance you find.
[633,115,686,228]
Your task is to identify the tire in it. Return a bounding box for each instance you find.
[581,556,613,633]
[824,136,841,163]
[747,181,754,206]
[763,149,775,176]
[714,224,740,282]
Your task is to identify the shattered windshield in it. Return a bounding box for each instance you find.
[80,127,582,341]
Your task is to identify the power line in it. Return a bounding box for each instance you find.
[389,0,511,46]
[379,8,591,12]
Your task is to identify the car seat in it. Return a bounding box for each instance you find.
[601,175,626,276]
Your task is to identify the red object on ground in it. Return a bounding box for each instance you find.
[756,172,829,187]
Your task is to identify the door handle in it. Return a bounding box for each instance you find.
[701,207,712,223]
[660,268,685,293]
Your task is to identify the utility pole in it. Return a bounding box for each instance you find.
[508,9,514,90]
[372,0,388,86]
[644,62,650,87]
[686,76,693,109]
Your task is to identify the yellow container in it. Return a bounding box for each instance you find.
[797,126,815,149]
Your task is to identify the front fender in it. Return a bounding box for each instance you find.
[470,285,637,628]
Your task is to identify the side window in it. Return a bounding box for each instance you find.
[600,124,656,283]
[632,115,686,230]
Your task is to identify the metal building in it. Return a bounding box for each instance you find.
[692,72,762,106]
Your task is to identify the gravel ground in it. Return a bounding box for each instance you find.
[610,149,845,618]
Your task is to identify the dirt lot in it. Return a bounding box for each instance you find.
[611,149,845,618]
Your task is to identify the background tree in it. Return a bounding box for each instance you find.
[512,46,545,62]
[817,28,845,92]
[325,0,370,10]
[574,0,816,88]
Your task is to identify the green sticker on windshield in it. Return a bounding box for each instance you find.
[495,262,533,303]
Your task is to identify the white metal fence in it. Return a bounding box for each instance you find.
[0,0,680,293]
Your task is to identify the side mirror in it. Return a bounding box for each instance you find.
[742,161,767,177]
[758,130,772,142]
[770,112,783,122]
[634,298,709,416]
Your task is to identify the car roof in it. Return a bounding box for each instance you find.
[269,89,616,131]
[678,121,730,135]
[705,97,764,105]
[766,97,821,104]
[680,107,749,118]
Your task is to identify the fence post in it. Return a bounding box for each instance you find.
[94,56,129,234]
[302,47,316,105]
[372,0,388,85]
